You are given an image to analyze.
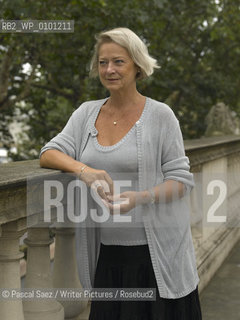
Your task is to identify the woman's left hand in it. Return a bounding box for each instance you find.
[103,191,140,214]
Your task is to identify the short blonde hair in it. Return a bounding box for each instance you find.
[89,27,159,80]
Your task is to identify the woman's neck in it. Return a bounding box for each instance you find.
[108,89,145,111]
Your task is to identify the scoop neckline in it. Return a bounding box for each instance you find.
[92,96,149,150]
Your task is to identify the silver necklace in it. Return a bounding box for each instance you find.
[113,117,124,125]
[107,103,128,125]
[111,112,126,125]
[113,115,124,126]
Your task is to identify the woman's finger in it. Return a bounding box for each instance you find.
[92,180,108,201]
[104,172,114,195]
[108,198,130,214]
[107,193,121,202]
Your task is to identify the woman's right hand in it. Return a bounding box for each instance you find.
[79,166,114,202]
[40,150,113,202]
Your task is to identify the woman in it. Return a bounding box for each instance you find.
[40,27,202,319]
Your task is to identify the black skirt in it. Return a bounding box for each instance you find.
[89,243,202,320]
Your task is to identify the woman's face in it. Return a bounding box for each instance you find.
[98,42,138,93]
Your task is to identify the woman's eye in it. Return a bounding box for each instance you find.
[115,60,124,64]
[99,61,107,65]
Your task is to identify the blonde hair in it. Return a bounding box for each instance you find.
[89,27,159,80]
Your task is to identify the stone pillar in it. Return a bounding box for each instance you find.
[23,227,64,320]
[0,220,26,320]
[52,228,88,319]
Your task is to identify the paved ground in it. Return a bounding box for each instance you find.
[200,240,240,320]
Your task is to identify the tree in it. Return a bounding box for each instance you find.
[0,0,240,160]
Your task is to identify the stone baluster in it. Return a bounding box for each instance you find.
[0,219,26,320]
[23,226,64,320]
[52,227,88,319]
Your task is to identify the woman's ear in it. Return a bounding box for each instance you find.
[136,68,141,78]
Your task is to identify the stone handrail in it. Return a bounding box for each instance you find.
[0,162,88,320]
[0,135,240,319]
[185,135,240,291]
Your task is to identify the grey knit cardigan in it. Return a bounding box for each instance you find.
[40,97,199,299]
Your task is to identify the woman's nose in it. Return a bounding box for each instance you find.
[106,62,115,73]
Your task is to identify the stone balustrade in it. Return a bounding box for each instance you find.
[185,135,240,291]
[0,135,240,319]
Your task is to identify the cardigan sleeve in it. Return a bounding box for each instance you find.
[161,117,194,189]
[39,115,76,159]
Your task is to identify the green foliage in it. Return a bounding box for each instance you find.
[0,0,240,160]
